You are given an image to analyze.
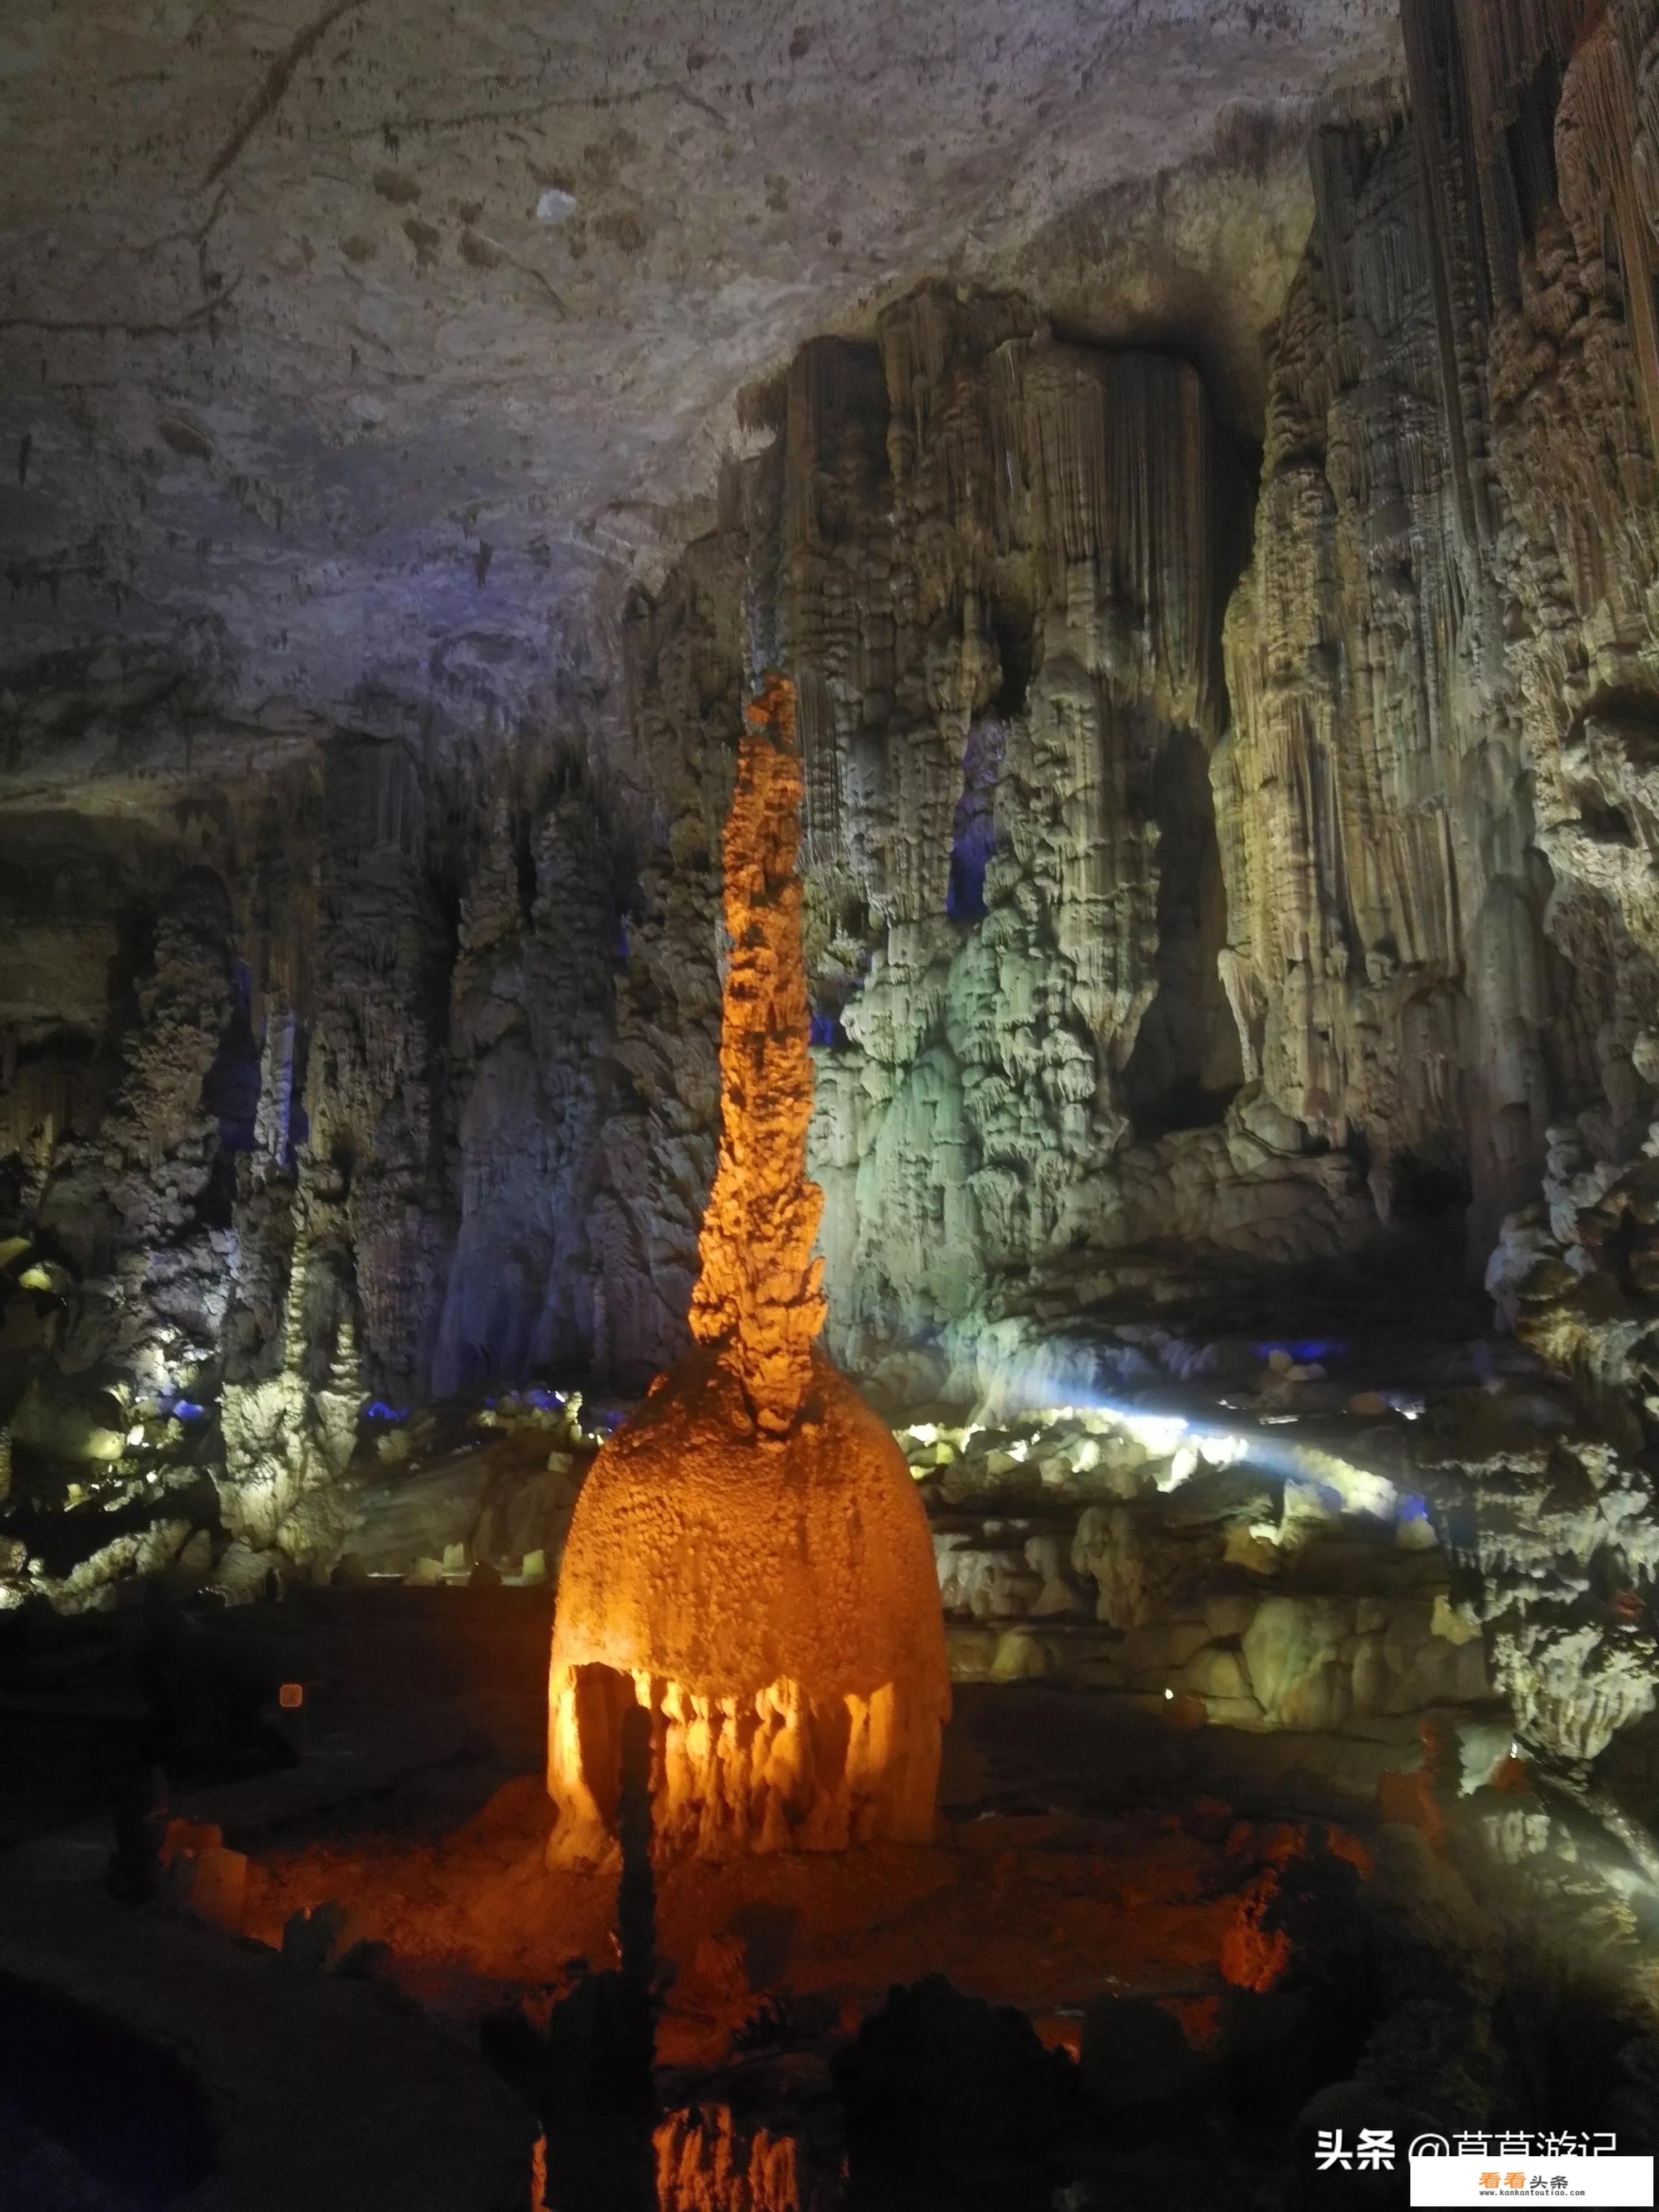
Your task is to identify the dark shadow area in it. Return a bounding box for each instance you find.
[200,963,261,1161]
[0,1588,302,1854]
[1123,727,1242,1137]
[992,602,1034,720]
[0,1972,215,2210]
[1503,50,1562,249]
[947,721,1006,926]
[1388,1158,1471,1229]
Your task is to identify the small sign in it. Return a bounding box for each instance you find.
[278,1682,305,1710]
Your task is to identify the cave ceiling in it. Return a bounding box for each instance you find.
[1,0,1400,727]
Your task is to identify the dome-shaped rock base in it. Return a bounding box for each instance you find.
[546,1348,950,1866]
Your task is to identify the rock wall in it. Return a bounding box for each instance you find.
[1217,0,1659,1390]
[785,303,1250,1346]
[0,680,647,1589]
[730,296,1384,1371]
[1219,0,1659,1265]
[1204,0,1659,1810]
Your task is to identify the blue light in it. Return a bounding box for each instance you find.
[1253,1338,1350,1365]
[947,720,1004,923]
[978,1371,1400,1519]
[365,1400,409,1422]
[1398,1493,1430,1523]
[947,817,994,921]
[171,1400,206,1422]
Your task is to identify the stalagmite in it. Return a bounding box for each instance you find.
[545,676,950,1866]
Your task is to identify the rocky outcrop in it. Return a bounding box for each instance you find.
[1211,0,1659,1296]
[43,870,237,1394]
[1421,1417,1659,1769]
[1471,0,1659,1428]
[722,295,1390,1367]
[0,683,656,1596]
[1,276,1392,1611]
[1194,0,1659,1817]
[909,1400,1488,1730]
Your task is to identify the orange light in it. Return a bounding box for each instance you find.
[278,1682,304,1710]
[546,676,949,1867]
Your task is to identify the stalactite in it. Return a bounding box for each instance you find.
[1457,0,1610,130]
[0,1062,74,1205]
[1449,0,1659,458]
[1219,70,1559,1249]
[986,345,1218,732]
[1570,4,1659,459]
[782,343,893,885]
[252,1006,296,1170]
[1399,2,1488,549]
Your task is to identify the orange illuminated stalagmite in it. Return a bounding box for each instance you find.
[546,675,949,1866]
[686,674,827,1434]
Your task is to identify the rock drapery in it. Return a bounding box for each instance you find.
[1216,0,1659,1269]
[681,298,1381,1374]
[544,679,949,1865]
[1202,0,1659,1794]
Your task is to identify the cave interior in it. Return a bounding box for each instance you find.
[8,0,1659,2206]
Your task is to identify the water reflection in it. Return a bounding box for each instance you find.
[535,2106,830,2212]
[656,2104,811,2211]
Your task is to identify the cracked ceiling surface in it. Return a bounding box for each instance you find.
[1,0,1400,726]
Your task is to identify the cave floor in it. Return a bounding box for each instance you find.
[220,1620,1393,2209]
[101,1583,1413,2056]
[0,1581,1595,2211]
[247,1772,1245,2057]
